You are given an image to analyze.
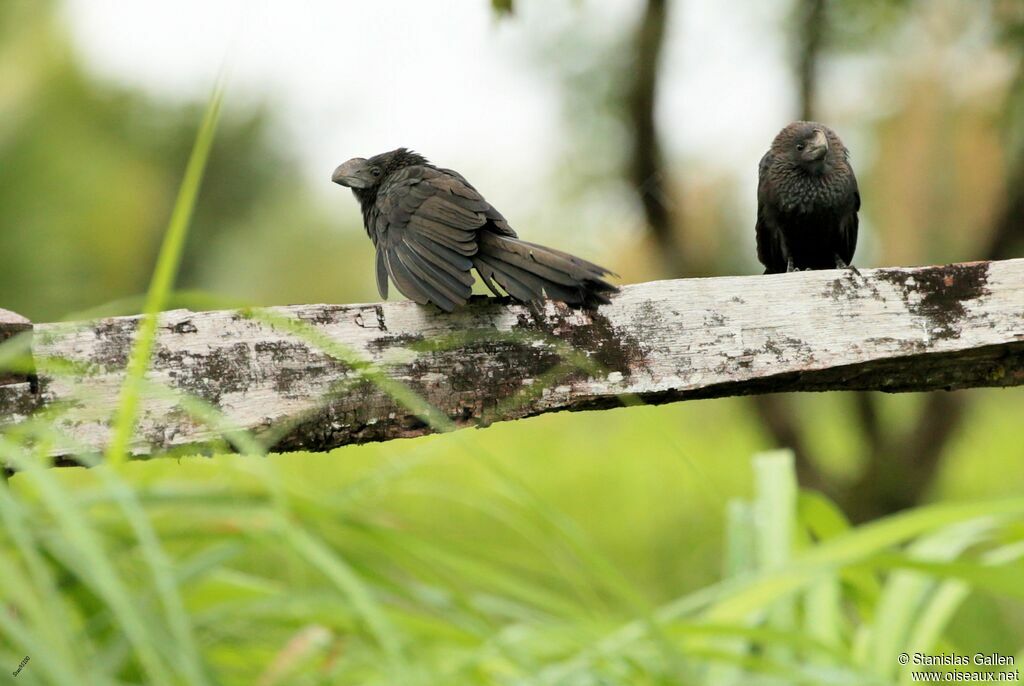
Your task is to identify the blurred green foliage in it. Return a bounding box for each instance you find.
[492,0,515,16]
[0,3,377,322]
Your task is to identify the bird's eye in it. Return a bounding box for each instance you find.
[796,143,805,151]
[371,167,382,177]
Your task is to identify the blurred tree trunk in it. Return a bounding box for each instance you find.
[625,0,688,278]
[796,0,825,121]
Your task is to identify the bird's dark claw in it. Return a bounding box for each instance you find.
[834,255,861,277]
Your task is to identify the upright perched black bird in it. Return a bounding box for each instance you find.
[332,149,617,312]
[755,122,860,274]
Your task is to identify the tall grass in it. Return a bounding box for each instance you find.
[3,408,1024,683]
[2,87,1023,686]
[106,81,226,466]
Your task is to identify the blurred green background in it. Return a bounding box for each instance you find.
[2,0,1024,684]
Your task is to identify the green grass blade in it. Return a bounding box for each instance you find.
[862,518,998,679]
[106,81,226,466]
[753,450,798,676]
[0,483,89,681]
[91,466,211,685]
[1,439,176,684]
[545,498,1024,681]
[797,491,847,651]
[702,499,756,686]
[704,501,1024,622]
[280,522,409,673]
[897,542,1024,686]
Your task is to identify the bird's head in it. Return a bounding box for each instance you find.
[332,148,429,190]
[774,122,837,174]
[332,157,375,189]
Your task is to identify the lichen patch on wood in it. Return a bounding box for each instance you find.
[878,261,992,341]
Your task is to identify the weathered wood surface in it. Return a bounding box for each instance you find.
[5,259,1024,459]
[0,308,35,424]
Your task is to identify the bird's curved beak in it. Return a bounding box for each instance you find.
[804,129,829,161]
[332,158,370,188]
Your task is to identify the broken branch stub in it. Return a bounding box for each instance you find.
[0,309,36,423]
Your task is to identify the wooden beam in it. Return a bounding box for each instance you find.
[4,259,1024,461]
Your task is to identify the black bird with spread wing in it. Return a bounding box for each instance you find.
[332,149,617,312]
[755,122,860,274]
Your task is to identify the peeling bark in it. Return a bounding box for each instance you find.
[4,260,1024,463]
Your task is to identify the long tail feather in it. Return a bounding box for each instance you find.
[472,231,618,307]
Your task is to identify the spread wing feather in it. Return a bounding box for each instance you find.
[471,254,539,303]
[396,243,471,304]
[392,245,460,312]
[382,248,431,305]
[405,235,475,284]
[374,168,487,311]
[370,164,616,310]
[473,233,616,306]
